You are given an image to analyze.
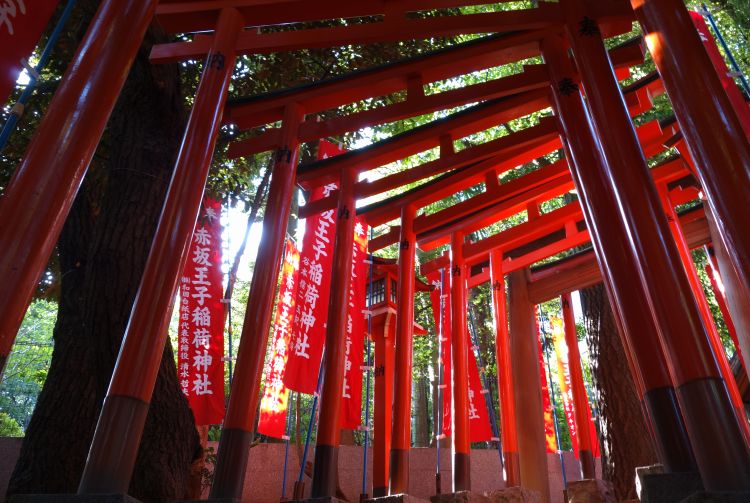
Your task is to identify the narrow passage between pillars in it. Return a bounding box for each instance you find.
[450,232,471,493]
[211,102,304,500]
[541,34,697,474]
[389,204,417,495]
[508,269,550,503]
[78,8,243,494]
[561,293,595,479]
[561,0,750,489]
[489,251,520,488]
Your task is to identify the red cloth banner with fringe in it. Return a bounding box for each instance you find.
[258,239,300,439]
[178,198,225,425]
[1,1,59,104]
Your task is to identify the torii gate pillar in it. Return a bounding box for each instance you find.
[508,269,550,503]
[562,0,750,489]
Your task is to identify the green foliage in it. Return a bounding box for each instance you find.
[0,300,56,433]
[0,412,23,437]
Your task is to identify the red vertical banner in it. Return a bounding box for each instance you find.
[178,198,225,425]
[427,271,493,442]
[549,315,580,456]
[535,312,557,453]
[340,220,368,429]
[284,141,345,394]
[690,11,750,136]
[258,240,300,439]
[1,1,60,104]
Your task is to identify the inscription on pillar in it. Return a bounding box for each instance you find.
[492,280,504,291]
[274,146,292,164]
[452,265,461,277]
[400,240,410,250]
[208,52,225,70]
[338,207,350,220]
[374,364,385,377]
[557,77,579,96]
[578,16,600,37]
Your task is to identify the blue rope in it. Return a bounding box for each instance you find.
[281,391,294,499]
[467,304,504,472]
[297,356,325,484]
[700,4,750,97]
[0,0,77,152]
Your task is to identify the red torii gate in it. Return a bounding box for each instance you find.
[0,0,749,502]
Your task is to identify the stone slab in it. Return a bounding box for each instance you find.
[636,469,704,503]
[680,492,750,502]
[10,495,140,503]
[430,488,540,503]
[365,495,429,503]
[566,480,616,503]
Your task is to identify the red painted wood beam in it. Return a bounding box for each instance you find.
[152,7,562,63]
[222,32,546,130]
[296,89,550,184]
[227,65,550,158]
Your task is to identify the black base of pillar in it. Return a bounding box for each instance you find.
[642,386,697,473]
[10,495,140,503]
[579,449,596,480]
[677,377,750,491]
[636,466,704,503]
[680,491,750,502]
[372,487,388,499]
[78,395,150,494]
[210,428,254,500]
[299,497,347,503]
[452,452,470,493]
[389,449,409,495]
[311,444,338,498]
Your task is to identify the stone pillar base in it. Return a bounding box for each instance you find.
[430,488,540,502]
[182,499,243,503]
[635,465,704,503]
[300,498,348,503]
[680,492,750,502]
[365,495,429,503]
[566,480,616,503]
[9,495,141,503]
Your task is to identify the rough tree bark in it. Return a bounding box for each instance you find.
[7,18,201,502]
[579,284,658,501]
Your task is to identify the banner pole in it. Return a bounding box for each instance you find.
[280,391,294,501]
[360,229,374,501]
[294,352,326,498]
[435,267,445,495]
[0,0,77,152]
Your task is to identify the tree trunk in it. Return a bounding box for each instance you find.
[413,374,430,447]
[579,284,658,501]
[7,20,201,502]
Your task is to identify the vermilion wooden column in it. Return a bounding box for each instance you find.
[312,167,358,497]
[704,250,745,369]
[489,250,520,487]
[373,313,396,498]
[561,0,750,489]
[632,0,750,370]
[389,204,417,495]
[561,293,596,479]
[541,36,697,473]
[508,269,550,503]
[0,0,158,377]
[450,232,471,492]
[77,9,242,494]
[211,104,303,499]
[660,188,749,440]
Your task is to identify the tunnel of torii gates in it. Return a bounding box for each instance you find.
[3,0,750,500]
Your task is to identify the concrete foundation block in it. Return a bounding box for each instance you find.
[565,480,616,503]
[9,495,141,503]
[365,495,429,503]
[635,465,703,503]
[679,491,750,502]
